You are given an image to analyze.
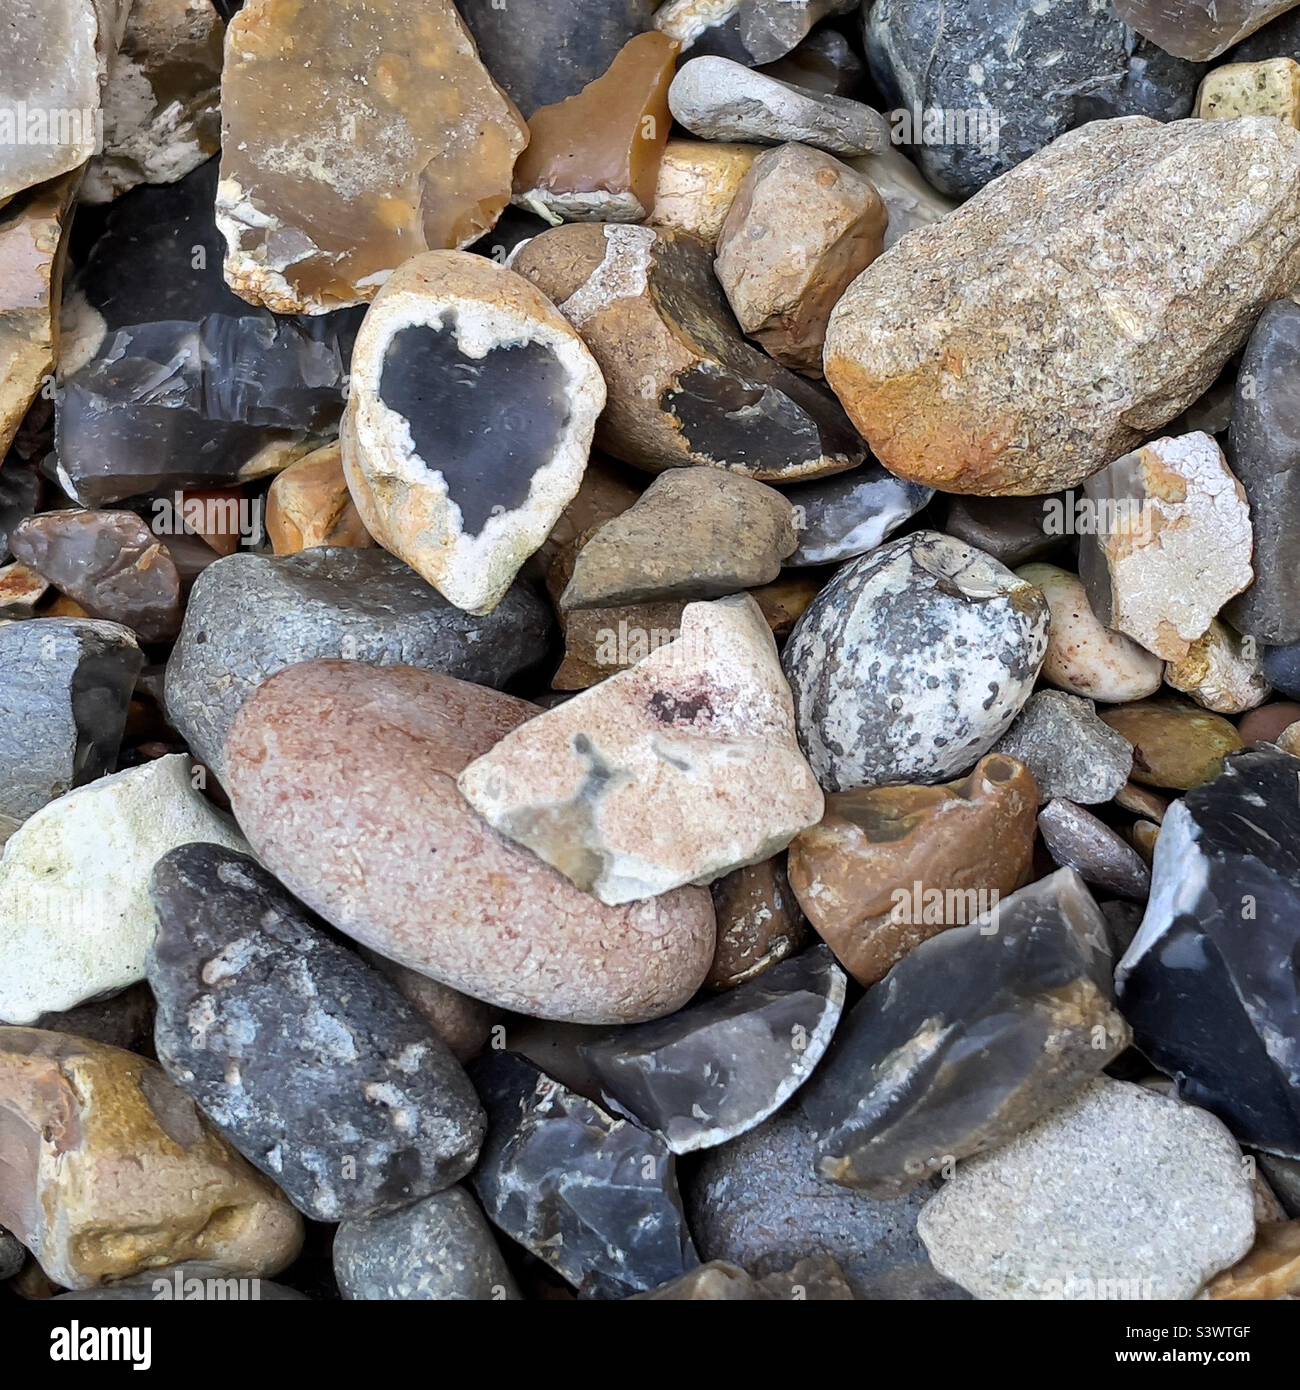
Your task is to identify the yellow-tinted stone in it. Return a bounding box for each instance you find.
[649,139,762,245]
[1100,699,1245,791]
[266,442,373,555]
[1196,58,1300,126]
[216,0,529,314]
[1202,1220,1300,1300]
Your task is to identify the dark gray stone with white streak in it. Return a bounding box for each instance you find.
[164,547,549,779]
[1116,747,1300,1156]
[782,530,1049,792]
[864,0,1203,199]
[580,945,846,1154]
[469,1051,698,1299]
[0,619,143,839]
[333,1187,519,1301]
[147,843,485,1222]
[784,464,932,568]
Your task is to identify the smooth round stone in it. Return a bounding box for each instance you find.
[782,464,933,568]
[1038,799,1152,901]
[1262,640,1300,700]
[1239,700,1300,744]
[1099,700,1245,790]
[333,1187,519,1301]
[225,661,716,1025]
[782,531,1049,791]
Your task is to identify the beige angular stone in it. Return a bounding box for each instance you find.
[1080,433,1253,662]
[1196,58,1300,127]
[1019,562,1164,703]
[825,117,1300,494]
[1278,720,1300,756]
[561,468,797,610]
[216,0,528,314]
[716,143,886,376]
[512,32,678,224]
[1164,618,1270,713]
[266,441,373,555]
[787,754,1038,986]
[0,175,78,457]
[649,140,762,245]
[460,595,825,905]
[1113,0,1300,61]
[1202,1220,1300,1300]
[706,856,808,990]
[83,0,224,204]
[341,251,605,614]
[0,1028,303,1289]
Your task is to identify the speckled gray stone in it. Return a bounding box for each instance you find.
[1039,799,1153,900]
[782,531,1049,792]
[148,843,486,1222]
[164,546,550,779]
[684,1100,965,1300]
[993,691,1134,806]
[917,1079,1257,1300]
[333,1187,519,1301]
[784,465,933,568]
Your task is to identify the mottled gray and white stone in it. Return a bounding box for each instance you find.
[917,1079,1257,1300]
[993,691,1133,806]
[668,57,890,156]
[164,547,550,780]
[0,619,143,840]
[782,531,1049,792]
[333,1187,519,1301]
[865,0,1203,199]
[1038,799,1152,900]
[783,465,933,568]
[579,946,845,1154]
[148,843,485,1222]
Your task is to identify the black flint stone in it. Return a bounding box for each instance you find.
[147,843,486,1222]
[56,159,360,506]
[468,1051,698,1298]
[0,618,143,836]
[377,318,569,536]
[0,463,41,561]
[579,945,846,1154]
[1262,640,1300,700]
[803,869,1126,1196]
[1116,748,1300,1156]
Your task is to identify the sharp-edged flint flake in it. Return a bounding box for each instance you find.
[654,0,860,66]
[1116,747,1300,1156]
[579,945,846,1154]
[469,1051,699,1299]
[342,251,605,615]
[1113,0,1300,60]
[783,464,932,568]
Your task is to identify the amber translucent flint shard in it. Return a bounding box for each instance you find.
[1113,0,1300,60]
[513,32,678,224]
[216,0,529,314]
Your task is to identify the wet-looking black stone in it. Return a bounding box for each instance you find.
[378,316,570,537]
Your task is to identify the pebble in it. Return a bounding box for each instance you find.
[993,691,1134,806]
[148,843,486,1221]
[165,546,549,780]
[760,28,865,94]
[649,139,762,244]
[459,595,824,904]
[0,1027,303,1290]
[788,754,1039,986]
[0,755,248,1025]
[865,0,1201,199]
[1198,56,1300,121]
[715,143,887,376]
[1164,619,1271,714]
[513,222,864,481]
[917,1078,1257,1300]
[1079,433,1253,662]
[0,618,142,840]
[333,1187,519,1301]
[1099,699,1245,790]
[669,57,890,157]
[226,661,716,1024]
[1117,747,1300,1153]
[707,856,809,990]
[360,952,495,1063]
[1114,780,1169,822]
[341,251,605,615]
[578,945,845,1154]
[1114,0,1293,59]
[1038,799,1153,901]
[0,463,41,561]
[782,531,1049,792]
[654,0,859,66]
[470,1051,698,1299]
[560,469,796,610]
[823,118,1300,495]
[216,0,527,313]
[1018,562,1164,703]
[805,869,1129,1195]
[845,143,956,249]
[942,495,1059,568]
[1202,1221,1300,1300]
[1261,638,1300,700]
[1238,700,1300,744]
[783,464,932,569]
[265,442,373,555]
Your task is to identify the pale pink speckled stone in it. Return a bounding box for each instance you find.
[225,662,716,1024]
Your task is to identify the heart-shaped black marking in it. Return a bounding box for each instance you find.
[377,313,571,537]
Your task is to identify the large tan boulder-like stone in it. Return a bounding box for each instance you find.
[824,117,1300,495]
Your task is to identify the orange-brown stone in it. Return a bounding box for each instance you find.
[266,442,373,555]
